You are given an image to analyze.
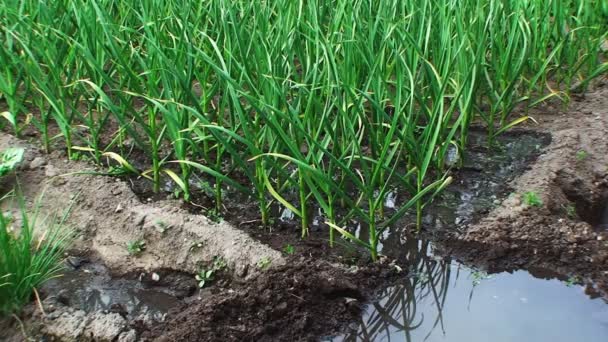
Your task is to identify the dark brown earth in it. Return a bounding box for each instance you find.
[146,259,398,342]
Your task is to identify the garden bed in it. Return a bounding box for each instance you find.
[1,81,607,341]
[1,1,607,340]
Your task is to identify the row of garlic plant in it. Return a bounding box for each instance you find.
[0,0,606,260]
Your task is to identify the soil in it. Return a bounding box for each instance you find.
[145,259,398,342]
[0,77,607,341]
[0,133,283,278]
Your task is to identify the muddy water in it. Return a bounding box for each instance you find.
[415,131,551,231]
[42,262,184,321]
[333,253,608,342]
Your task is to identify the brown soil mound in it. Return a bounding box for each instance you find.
[147,259,397,342]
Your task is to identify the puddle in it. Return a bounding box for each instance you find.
[331,241,608,342]
[42,261,187,321]
[419,131,550,230]
[378,131,550,261]
[330,131,608,341]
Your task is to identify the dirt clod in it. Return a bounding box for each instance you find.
[147,260,395,342]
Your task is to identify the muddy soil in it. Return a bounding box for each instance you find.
[1,79,608,341]
[146,259,398,342]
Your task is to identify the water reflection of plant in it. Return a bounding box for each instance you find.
[342,239,451,341]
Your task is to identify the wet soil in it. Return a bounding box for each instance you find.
[146,259,399,342]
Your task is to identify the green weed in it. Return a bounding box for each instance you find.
[523,191,543,207]
[576,150,589,162]
[257,257,272,270]
[283,244,295,256]
[126,239,146,256]
[564,204,577,219]
[195,256,227,288]
[0,196,73,315]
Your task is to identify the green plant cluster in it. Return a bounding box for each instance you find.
[0,198,72,315]
[126,239,146,256]
[0,0,606,260]
[195,256,227,288]
[0,147,24,177]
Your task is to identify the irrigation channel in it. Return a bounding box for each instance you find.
[41,238,608,342]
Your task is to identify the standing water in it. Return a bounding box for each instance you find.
[331,131,608,341]
[333,258,608,341]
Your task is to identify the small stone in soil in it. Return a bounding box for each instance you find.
[29,156,47,169]
[66,256,88,269]
[45,165,59,177]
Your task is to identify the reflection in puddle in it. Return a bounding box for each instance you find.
[333,241,608,342]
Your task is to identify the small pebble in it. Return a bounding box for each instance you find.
[45,165,59,177]
[29,156,47,169]
[151,273,160,282]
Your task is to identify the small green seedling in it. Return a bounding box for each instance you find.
[205,209,223,223]
[523,191,543,207]
[283,244,295,255]
[212,256,227,270]
[257,256,271,270]
[564,204,577,219]
[195,256,226,288]
[126,239,146,256]
[172,188,183,199]
[154,220,171,234]
[576,150,588,162]
[69,152,89,161]
[565,275,582,287]
[0,148,25,177]
[195,269,214,288]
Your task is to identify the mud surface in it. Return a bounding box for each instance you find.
[146,260,398,342]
